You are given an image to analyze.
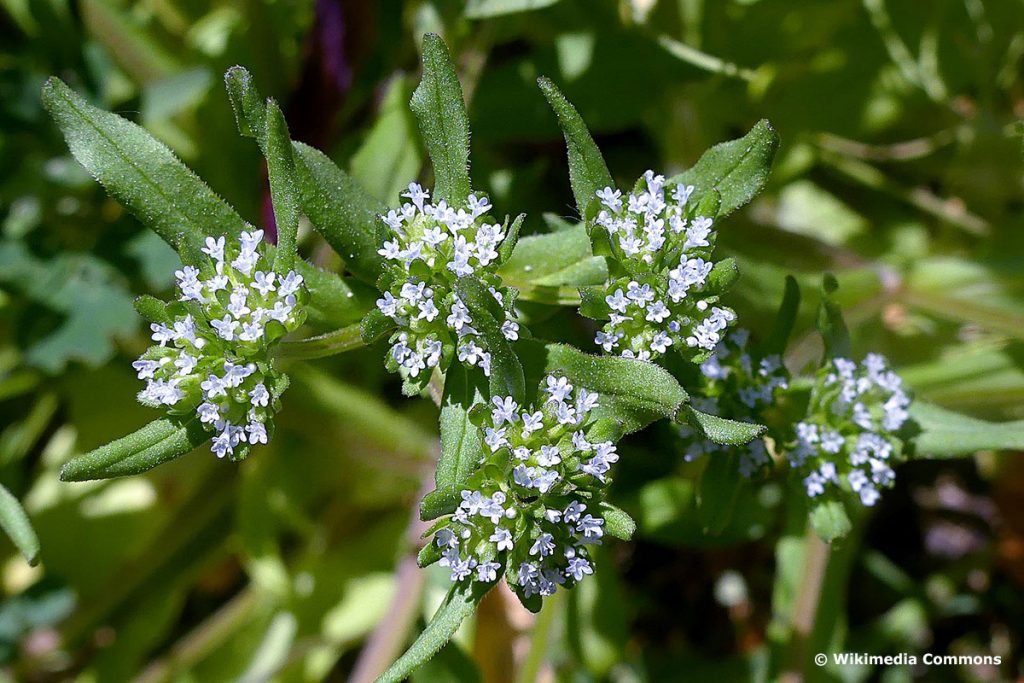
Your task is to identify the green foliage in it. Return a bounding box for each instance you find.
[410,34,473,205]
[0,483,39,565]
[60,417,209,481]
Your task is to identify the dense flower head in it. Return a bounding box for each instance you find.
[375,183,520,383]
[427,375,617,605]
[677,329,790,477]
[590,171,736,362]
[790,354,912,506]
[132,231,306,460]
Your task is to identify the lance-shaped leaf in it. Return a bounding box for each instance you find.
[292,142,387,284]
[0,484,40,566]
[226,66,386,283]
[763,275,801,356]
[910,402,1024,458]
[224,65,267,139]
[60,417,208,481]
[499,223,608,289]
[420,364,488,521]
[543,344,687,434]
[411,33,472,204]
[816,273,851,361]
[683,405,766,445]
[598,502,636,540]
[537,77,613,219]
[455,277,525,402]
[42,77,366,325]
[42,77,247,245]
[264,101,299,273]
[376,582,486,683]
[669,119,779,217]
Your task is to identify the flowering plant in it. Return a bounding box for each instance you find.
[29,30,1023,683]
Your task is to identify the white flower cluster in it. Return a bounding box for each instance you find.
[132,231,306,459]
[678,329,790,477]
[376,183,520,383]
[591,171,736,362]
[791,354,912,506]
[428,375,618,604]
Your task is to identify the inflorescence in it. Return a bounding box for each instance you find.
[375,183,520,385]
[132,231,306,459]
[590,171,736,362]
[427,375,617,604]
[678,329,790,477]
[791,354,912,506]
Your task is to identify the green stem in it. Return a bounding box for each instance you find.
[655,35,756,81]
[275,324,364,360]
[514,590,563,683]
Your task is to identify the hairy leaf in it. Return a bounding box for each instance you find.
[264,101,299,273]
[683,405,766,445]
[669,119,779,217]
[376,582,485,683]
[0,484,40,565]
[411,33,472,204]
[292,142,386,284]
[809,499,852,543]
[455,277,525,402]
[543,344,687,434]
[599,502,636,540]
[421,364,488,521]
[537,77,613,218]
[60,417,208,481]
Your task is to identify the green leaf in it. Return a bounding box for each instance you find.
[910,402,1024,458]
[537,77,613,218]
[0,484,40,565]
[224,65,266,139]
[42,77,247,249]
[42,77,363,325]
[60,417,208,481]
[497,214,525,266]
[133,295,171,324]
[350,76,423,203]
[543,344,687,434]
[683,405,766,445]
[498,222,607,287]
[376,582,486,683]
[599,502,635,540]
[763,275,801,356]
[421,364,487,521]
[263,100,300,273]
[360,308,397,345]
[669,119,779,217]
[705,257,740,294]
[292,141,387,284]
[411,33,472,204]
[455,277,525,402]
[816,273,851,360]
[809,499,853,543]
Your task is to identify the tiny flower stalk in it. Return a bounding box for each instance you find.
[418,374,621,611]
[133,231,307,460]
[581,170,740,364]
[369,182,524,393]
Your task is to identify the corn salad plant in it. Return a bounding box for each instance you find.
[3,16,1022,682]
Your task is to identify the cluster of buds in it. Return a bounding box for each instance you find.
[132,231,306,459]
[790,354,912,506]
[425,375,618,605]
[678,329,790,477]
[375,183,520,384]
[588,171,736,362]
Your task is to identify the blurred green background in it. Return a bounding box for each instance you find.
[1,0,1023,681]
